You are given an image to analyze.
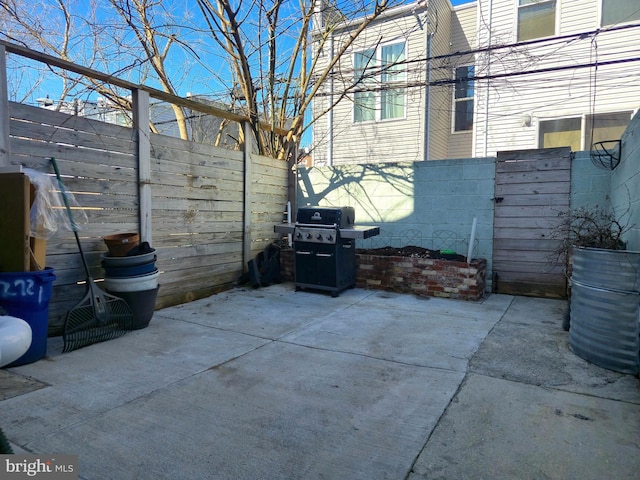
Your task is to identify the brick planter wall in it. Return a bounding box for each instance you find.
[278,248,486,301]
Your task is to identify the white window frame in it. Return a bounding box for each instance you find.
[537,111,633,150]
[538,116,582,150]
[599,0,640,27]
[516,0,557,42]
[452,65,475,133]
[352,40,407,124]
[353,48,377,123]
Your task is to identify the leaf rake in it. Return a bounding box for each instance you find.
[51,158,134,352]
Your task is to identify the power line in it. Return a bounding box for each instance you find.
[429,56,640,86]
[429,22,640,63]
[322,22,640,81]
[313,52,640,95]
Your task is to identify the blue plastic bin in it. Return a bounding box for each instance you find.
[0,267,56,367]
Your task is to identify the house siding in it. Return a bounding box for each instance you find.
[311,1,454,165]
[312,0,640,166]
[425,0,454,161]
[560,0,598,33]
[473,0,640,158]
[448,3,477,159]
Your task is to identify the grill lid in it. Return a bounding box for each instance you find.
[296,206,355,228]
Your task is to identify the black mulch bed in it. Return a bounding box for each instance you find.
[356,245,468,262]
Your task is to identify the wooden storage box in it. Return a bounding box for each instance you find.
[0,172,47,272]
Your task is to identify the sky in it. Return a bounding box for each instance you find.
[4,0,478,147]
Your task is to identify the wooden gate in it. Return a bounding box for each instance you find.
[492,147,571,298]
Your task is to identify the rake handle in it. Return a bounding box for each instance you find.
[51,157,92,278]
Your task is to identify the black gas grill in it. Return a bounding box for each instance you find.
[275,206,380,296]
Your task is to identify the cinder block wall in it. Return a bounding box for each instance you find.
[611,110,640,250]
[297,158,496,289]
[296,151,631,295]
[570,151,612,210]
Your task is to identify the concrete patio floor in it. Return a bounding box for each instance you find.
[0,283,638,479]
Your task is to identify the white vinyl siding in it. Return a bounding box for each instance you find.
[312,1,454,165]
[312,0,640,165]
[473,0,640,158]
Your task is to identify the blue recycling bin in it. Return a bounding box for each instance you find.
[0,267,56,367]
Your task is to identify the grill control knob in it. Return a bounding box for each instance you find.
[296,232,302,238]
[306,233,312,239]
[327,234,333,241]
[316,234,323,240]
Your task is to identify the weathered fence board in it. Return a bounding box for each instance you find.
[5,101,288,335]
[492,147,571,298]
[10,117,136,154]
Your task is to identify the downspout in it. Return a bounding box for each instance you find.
[424,31,432,161]
[327,32,334,166]
[415,4,431,161]
[483,0,493,157]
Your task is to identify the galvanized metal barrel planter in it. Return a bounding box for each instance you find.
[569,247,640,375]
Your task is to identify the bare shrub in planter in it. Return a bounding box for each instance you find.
[551,205,631,331]
[552,205,630,274]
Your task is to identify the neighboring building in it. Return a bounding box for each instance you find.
[311,0,454,165]
[38,97,131,126]
[37,94,242,149]
[472,0,640,159]
[150,94,242,149]
[311,0,640,165]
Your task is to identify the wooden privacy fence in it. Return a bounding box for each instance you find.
[5,100,289,335]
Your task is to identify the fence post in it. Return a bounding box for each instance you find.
[132,89,152,244]
[242,121,253,272]
[0,45,10,167]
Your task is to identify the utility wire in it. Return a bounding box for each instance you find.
[321,22,640,80]
[429,22,640,62]
[429,55,640,86]
[315,53,640,94]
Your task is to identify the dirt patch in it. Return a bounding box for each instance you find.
[356,245,467,262]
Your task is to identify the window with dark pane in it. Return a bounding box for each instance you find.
[454,66,474,132]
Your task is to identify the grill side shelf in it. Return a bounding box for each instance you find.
[339,226,380,239]
[274,223,296,235]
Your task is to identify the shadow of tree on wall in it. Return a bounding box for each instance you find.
[294,158,495,266]
[296,163,415,222]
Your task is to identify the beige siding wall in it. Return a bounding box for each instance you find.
[425,0,454,160]
[448,3,477,159]
[474,0,640,157]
